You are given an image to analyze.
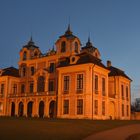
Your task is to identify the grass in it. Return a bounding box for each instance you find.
[0,117,140,140]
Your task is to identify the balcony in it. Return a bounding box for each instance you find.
[76,89,83,94]
[0,94,4,98]
[109,94,116,98]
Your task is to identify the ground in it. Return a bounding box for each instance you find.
[0,117,140,140]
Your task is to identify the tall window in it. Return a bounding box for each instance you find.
[102,78,105,96]
[64,76,69,92]
[1,84,4,95]
[30,83,34,93]
[61,41,66,53]
[95,75,98,94]
[102,101,105,116]
[63,100,69,114]
[23,51,27,60]
[31,66,35,76]
[77,74,83,92]
[13,84,17,94]
[0,102,3,112]
[121,85,124,99]
[21,84,25,93]
[22,67,26,77]
[94,100,98,115]
[75,42,78,53]
[127,105,129,116]
[126,86,128,99]
[48,80,54,92]
[122,104,124,116]
[37,76,45,92]
[49,63,55,73]
[77,99,83,115]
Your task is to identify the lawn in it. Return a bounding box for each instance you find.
[0,117,140,140]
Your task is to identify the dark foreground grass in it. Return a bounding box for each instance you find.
[0,117,140,140]
[126,133,140,140]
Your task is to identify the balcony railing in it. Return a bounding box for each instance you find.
[109,94,116,98]
[8,91,56,97]
[76,89,83,94]
[0,94,4,98]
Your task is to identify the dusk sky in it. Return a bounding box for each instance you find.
[0,0,140,100]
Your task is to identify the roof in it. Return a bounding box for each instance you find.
[0,67,19,77]
[22,37,39,50]
[59,24,77,39]
[108,66,131,80]
[58,52,107,69]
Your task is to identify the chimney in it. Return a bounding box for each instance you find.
[107,60,111,67]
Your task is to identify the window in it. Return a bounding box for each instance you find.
[75,42,78,53]
[13,84,17,94]
[21,84,25,93]
[37,76,45,92]
[122,104,124,116]
[127,105,129,116]
[23,51,27,60]
[126,86,129,99]
[94,100,98,115]
[63,100,69,114]
[1,84,4,95]
[30,83,34,93]
[61,41,66,52]
[121,85,124,99]
[77,74,83,92]
[31,66,35,76]
[64,76,69,92]
[22,67,26,77]
[49,63,55,73]
[48,80,54,92]
[0,102,3,112]
[77,99,83,115]
[95,75,98,94]
[102,78,105,96]
[102,101,105,116]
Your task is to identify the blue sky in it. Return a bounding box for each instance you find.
[0,0,140,99]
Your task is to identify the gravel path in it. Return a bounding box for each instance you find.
[83,124,140,140]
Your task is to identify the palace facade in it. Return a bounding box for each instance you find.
[0,25,131,120]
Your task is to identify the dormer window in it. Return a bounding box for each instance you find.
[61,41,66,53]
[23,51,27,60]
[74,42,78,53]
[34,51,38,57]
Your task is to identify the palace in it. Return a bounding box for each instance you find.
[0,25,131,120]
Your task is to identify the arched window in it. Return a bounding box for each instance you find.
[74,42,78,53]
[37,76,45,92]
[61,41,66,53]
[34,51,38,57]
[23,51,27,60]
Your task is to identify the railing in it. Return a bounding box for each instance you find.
[109,94,116,98]
[76,89,83,94]
[8,91,56,97]
[0,94,4,98]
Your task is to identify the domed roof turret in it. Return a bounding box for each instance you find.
[23,36,39,50]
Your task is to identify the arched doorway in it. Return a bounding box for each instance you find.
[18,102,24,117]
[11,102,15,116]
[39,101,44,118]
[27,101,33,117]
[109,101,115,120]
[49,101,56,118]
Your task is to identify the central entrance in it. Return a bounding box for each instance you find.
[27,101,33,117]
[18,102,24,117]
[11,102,15,116]
[39,101,44,118]
[49,101,56,118]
